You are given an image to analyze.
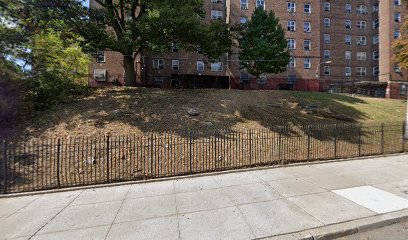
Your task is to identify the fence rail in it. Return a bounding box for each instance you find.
[0,122,407,194]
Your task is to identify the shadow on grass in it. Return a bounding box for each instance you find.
[11,88,375,143]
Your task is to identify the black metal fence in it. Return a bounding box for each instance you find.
[0,122,407,194]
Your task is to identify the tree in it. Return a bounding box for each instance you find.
[58,0,232,86]
[238,8,290,78]
[394,16,408,69]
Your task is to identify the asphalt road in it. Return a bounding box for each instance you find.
[336,220,408,240]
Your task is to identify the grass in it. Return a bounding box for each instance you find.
[6,87,407,140]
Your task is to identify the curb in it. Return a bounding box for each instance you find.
[261,209,408,240]
[1,152,406,199]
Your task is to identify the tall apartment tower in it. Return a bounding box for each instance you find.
[379,0,408,99]
[88,0,407,98]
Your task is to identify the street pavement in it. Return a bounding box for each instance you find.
[1,154,408,240]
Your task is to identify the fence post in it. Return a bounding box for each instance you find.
[106,135,110,182]
[381,123,385,155]
[57,139,61,188]
[307,126,311,161]
[150,133,154,178]
[1,140,7,194]
[358,124,362,157]
[278,127,283,164]
[189,131,193,173]
[249,130,252,166]
[334,124,337,159]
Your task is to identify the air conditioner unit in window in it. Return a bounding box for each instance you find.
[93,69,107,81]
[241,5,248,10]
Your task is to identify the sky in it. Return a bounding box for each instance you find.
[82,0,89,8]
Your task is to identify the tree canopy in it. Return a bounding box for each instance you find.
[394,16,408,70]
[238,8,290,78]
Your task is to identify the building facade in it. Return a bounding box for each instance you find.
[89,0,407,98]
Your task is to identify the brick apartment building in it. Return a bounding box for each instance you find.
[89,0,408,99]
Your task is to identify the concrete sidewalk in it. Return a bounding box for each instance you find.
[1,155,408,240]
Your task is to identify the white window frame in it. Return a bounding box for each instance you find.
[257,74,267,84]
[357,21,366,29]
[356,67,367,76]
[211,10,223,20]
[345,35,352,45]
[373,19,379,29]
[324,66,330,75]
[373,66,380,76]
[345,51,352,60]
[373,34,379,44]
[345,4,352,13]
[324,34,331,44]
[357,52,367,61]
[240,17,248,24]
[395,30,401,39]
[211,62,223,72]
[240,0,248,9]
[256,0,265,9]
[357,5,367,14]
[372,51,379,60]
[323,2,330,11]
[395,12,402,23]
[153,59,164,69]
[304,4,312,14]
[357,36,367,46]
[287,2,296,13]
[324,50,330,59]
[304,21,311,32]
[324,18,331,28]
[288,57,296,68]
[287,39,296,49]
[304,40,311,51]
[287,20,296,31]
[394,0,401,6]
[197,61,205,71]
[345,67,352,76]
[172,60,179,70]
[345,20,352,29]
[93,69,107,81]
[304,58,311,69]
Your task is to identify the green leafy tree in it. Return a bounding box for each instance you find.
[238,8,290,78]
[55,0,232,86]
[29,29,90,108]
[394,16,408,70]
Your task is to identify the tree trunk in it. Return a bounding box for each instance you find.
[123,55,136,86]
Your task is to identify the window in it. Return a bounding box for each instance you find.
[154,77,164,86]
[324,34,331,44]
[373,19,379,29]
[324,18,331,28]
[197,61,204,71]
[395,13,401,23]
[356,67,367,76]
[288,57,296,68]
[395,65,402,73]
[240,72,250,83]
[357,5,367,14]
[357,21,366,29]
[357,52,367,61]
[356,36,367,46]
[257,74,267,84]
[93,69,106,81]
[304,40,311,51]
[304,22,311,32]
[345,35,352,45]
[172,60,179,70]
[304,4,311,14]
[373,51,379,60]
[256,0,265,9]
[323,2,330,11]
[345,67,352,76]
[345,51,352,60]
[287,21,296,31]
[240,0,248,9]
[211,62,223,72]
[324,66,330,75]
[345,20,352,29]
[373,34,379,44]
[304,58,311,69]
[240,17,248,24]
[400,84,407,95]
[211,0,223,3]
[373,2,379,12]
[153,59,164,69]
[324,50,330,59]
[287,2,296,13]
[395,30,401,39]
[373,66,379,76]
[287,39,296,49]
[96,51,105,63]
[211,10,223,20]
[345,4,352,13]
[394,0,401,6]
